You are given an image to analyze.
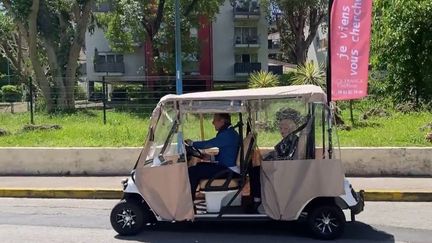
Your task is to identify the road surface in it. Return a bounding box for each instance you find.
[0,198,431,242]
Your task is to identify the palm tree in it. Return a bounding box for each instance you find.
[291,61,325,88]
[248,70,280,88]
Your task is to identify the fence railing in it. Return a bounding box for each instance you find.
[94,63,125,73]
[234,62,261,74]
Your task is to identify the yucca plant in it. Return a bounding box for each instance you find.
[291,61,325,88]
[248,70,280,88]
[248,70,280,124]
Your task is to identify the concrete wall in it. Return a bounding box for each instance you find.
[0,147,431,176]
[0,147,140,176]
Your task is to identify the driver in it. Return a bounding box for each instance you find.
[185,113,240,200]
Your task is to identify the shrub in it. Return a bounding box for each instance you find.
[111,85,128,101]
[279,71,295,86]
[248,70,280,88]
[291,61,325,88]
[74,85,87,100]
[1,85,22,103]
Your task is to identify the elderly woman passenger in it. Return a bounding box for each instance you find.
[263,107,303,161]
[249,107,303,213]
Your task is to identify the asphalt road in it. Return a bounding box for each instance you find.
[0,198,431,243]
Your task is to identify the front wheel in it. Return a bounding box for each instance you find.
[307,205,346,240]
[110,199,153,236]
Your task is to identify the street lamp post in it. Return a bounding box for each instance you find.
[7,59,11,84]
[174,0,183,95]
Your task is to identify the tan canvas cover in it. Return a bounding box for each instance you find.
[160,85,327,105]
[260,159,344,220]
[134,162,194,221]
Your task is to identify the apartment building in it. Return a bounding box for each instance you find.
[84,0,269,91]
[212,0,268,81]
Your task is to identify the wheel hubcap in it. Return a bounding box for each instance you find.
[315,212,338,234]
[117,209,137,229]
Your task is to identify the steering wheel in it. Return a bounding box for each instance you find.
[184,142,203,159]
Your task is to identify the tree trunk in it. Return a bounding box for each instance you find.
[23,0,54,112]
[295,42,308,65]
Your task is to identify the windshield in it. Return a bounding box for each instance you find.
[145,102,185,166]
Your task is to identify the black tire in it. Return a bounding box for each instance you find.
[110,199,153,236]
[307,205,346,240]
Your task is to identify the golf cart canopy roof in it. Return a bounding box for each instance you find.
[160,85,326,103]
[157,85,327,113]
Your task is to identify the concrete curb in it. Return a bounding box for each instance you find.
[1,188,432,202]
[0,188,122,199]
[364,190,432,202]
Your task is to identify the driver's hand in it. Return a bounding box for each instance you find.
[185,139,193,145]
[202,153,211,160]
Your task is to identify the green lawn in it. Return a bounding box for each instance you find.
[0,111,149,147]
[337,111,432,147]
[0,110,431,147]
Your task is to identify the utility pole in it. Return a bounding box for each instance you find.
[174,0,183,95]
[326,0,334,159]
[326,0,334,104]
[7,60,11,84]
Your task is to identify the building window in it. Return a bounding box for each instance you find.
[95,54,124,64]
[235,53,258,63]
[106,55,115,64]
[234,27,259,44]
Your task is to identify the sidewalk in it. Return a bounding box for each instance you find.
[0,176,431,201]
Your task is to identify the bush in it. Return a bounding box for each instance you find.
[74,85,87,100]
[1,85,22,103]
[89,83,103,101]
[291,61,325,88]
[126,85,146,101]
[248,70,280,88]
[371,0,432,106]
[279,72,295,86]
[111,85,128,101]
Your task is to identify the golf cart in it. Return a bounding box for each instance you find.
[110,85,364,240]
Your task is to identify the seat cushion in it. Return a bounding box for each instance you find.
[199,178,239,189]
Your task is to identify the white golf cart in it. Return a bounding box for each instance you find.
[110,85,364,240]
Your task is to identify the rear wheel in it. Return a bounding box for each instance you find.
[110,199,154,236]
[307,205,345,240]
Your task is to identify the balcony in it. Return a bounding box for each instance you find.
[233,1,260,20]
[234,35,260,48]
[234,62,261,75]
[94,63,125,74]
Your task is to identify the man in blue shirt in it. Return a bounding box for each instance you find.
[186,113,240,200]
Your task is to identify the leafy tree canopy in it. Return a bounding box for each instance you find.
[371,0,432,106]
[97,0,224,74]
[270,0,327,64]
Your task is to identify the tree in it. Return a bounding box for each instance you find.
[98,0,224,75]
[271,0,327,64]
[371,0,432,107]
[0,9,32,86]
[1,0,95,112]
